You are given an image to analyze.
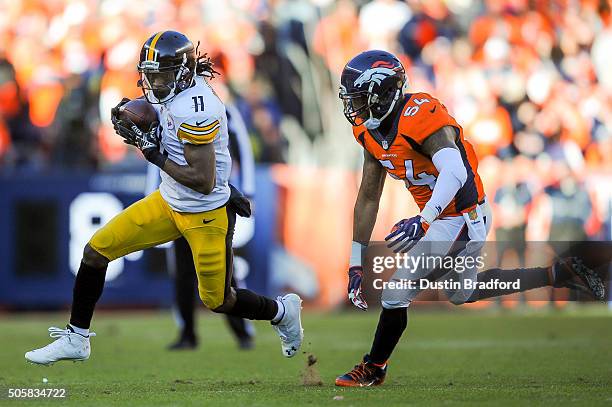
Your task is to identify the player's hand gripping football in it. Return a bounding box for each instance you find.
[348,266,368,310]
[110,98,159,150]
[115,119,160,152]
[385,215,428,253]
[111,99,166,168]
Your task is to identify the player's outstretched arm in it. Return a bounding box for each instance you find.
[354,150,386,245]
[162,143,216,195]
[348,150,386,310]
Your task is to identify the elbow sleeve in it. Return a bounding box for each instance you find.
[420,148,468,224]
[432,148,467,187]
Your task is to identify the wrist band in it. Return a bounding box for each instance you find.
[419,204,438,225]
[350,241,366,267]
[144,149,167,169]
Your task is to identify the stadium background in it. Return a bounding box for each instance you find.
[0,0,611,311]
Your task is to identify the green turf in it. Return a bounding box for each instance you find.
[1,308,611,406]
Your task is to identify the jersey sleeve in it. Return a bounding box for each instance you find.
[177,115,222,145]
[399,93,458,145]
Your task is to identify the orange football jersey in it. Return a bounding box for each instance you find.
[353,92,485,218]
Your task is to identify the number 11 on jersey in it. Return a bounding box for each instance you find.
[192,95,205,112]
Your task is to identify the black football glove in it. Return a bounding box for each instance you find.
[228,184,252,217]
[118,120,166,169]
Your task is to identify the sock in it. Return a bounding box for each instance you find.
[369,307,408,365]
[467,266,552,302]
[272,300,285,324]
[224,277,254,341]
[68,324,89,336]
[228,289,279,321]
[69,261,107,329]
[174,237,197,339]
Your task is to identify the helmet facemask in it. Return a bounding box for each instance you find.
[340,81,403,129]
[137,55,193,104]
[340,87,372,126]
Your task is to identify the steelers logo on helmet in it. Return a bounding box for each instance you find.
[137,31,197,104]
[339,50,406,129]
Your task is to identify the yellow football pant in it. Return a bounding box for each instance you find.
[88,190,234,309]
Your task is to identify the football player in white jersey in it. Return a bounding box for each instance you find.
[145,103,257,350]
[25,31,303,365]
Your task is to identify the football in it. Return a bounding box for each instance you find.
[119,98,157,130]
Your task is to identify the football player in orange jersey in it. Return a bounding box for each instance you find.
[334,50,605,387]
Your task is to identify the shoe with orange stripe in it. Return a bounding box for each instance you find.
[553,257,605,300]
[335,354,387,387]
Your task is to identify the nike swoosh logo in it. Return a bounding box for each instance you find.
[430,105,437,113]
[202,218,216,224]
[196,120,206,126]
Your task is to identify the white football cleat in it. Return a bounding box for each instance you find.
[272,293,304,358]
[25,326,96,365]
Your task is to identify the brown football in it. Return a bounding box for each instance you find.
[118,98,157,130]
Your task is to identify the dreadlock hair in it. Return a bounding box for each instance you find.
[194,41,220,79]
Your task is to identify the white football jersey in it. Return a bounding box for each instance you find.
[154,75,231,213]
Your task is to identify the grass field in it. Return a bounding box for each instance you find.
[1,308,611,406]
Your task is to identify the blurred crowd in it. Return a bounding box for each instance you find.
[0,0,611,239]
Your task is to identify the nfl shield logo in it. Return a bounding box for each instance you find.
[167,116,174,130]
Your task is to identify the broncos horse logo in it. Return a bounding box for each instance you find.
[354,67,397,88]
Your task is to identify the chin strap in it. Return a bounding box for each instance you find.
[364,88,402,130]
[364,118,381,130]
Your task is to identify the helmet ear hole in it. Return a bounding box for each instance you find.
[178,80,189,90]
[378,87,395,107]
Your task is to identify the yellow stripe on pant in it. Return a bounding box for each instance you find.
[88,190,234,310]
